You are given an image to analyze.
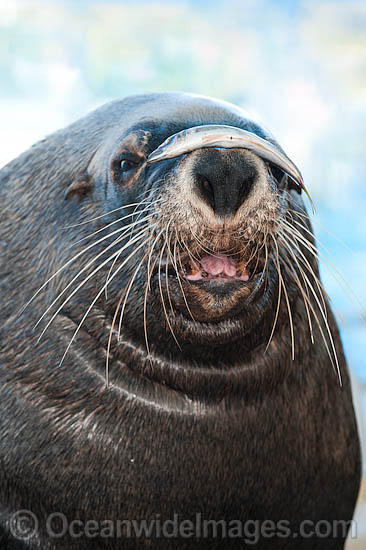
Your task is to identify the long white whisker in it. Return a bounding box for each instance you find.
[106,252,149,385]
[58,237,151,368]
[118,255,148,340]
[284,218,365,321]
[143,230,165,358]
[289,207,356,255]
[159,218,175,319]
[280,223,328,317]
[265,237,282,353]
[277,238,314,344]
[279,245,339,381]
[63,196,159,228]
[274,238,295,360]
[35,227,151,339]
[282,221,355,327]
[73,208,155,246]
[158,240,181,349]
[174,236,195,321]
[279,236,341,384]
[19,216,152,317]
[103,215,154,299]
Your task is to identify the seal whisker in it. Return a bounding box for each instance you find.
[278,245,340,382]
[280,237,338,357]
[265,234,283,353]
[63,196,160,228]
[179,236,203,266]
[274,239,295,360]
[72,208,156,246]
[35,227,151,339]
[281,219,353,327]
[158,239,181,349]
[106,252,149,385]
[188,227,214,258]
[103,215,154,300]
[281,229,346,327]
[279,247,324,345]
[146,228,165,293]
[290,207,360,258]
[69,215,152,252]
[280,222,328,316]
[277,241,315,344]
[278,237,341,383]
[135,186,160,202]
[117,252,153,341]
[243,232,263,270]
[143,230,166,359]
[263,239,270,291]
[188,222,245,257]
[173,237,195,322]
[286,211,344,267]
[19,215,153,317]
[279,224,328,331]
[263,225,271,290]
[58,236,152,368]
[164,222,176,319]
[35,223,150,328]
[279,229,329,324]
[285,216,365,320]
[250,242,263,278]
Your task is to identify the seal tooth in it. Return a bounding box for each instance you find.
[236,261,250,281]
[185,269,203,281]
[188,260,200,272]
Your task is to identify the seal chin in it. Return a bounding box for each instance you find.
[150,252,268,326]
[149,270,271,346]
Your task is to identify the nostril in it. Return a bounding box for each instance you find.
[240,177,251,192]
[238,174,255,203]
[194,159,258,217]
[197,174,215,209]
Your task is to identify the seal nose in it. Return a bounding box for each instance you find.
[192,149,257,217]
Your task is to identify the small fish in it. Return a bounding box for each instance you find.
[147,124,312,206]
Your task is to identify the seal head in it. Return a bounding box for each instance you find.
[72,93,309,355]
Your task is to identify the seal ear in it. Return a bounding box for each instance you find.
[65,174,92,201]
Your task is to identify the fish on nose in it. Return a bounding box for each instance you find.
[192,148,258,217]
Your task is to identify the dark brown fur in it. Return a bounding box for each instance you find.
[0,93,361,549]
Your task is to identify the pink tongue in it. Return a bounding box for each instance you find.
[201,254,237,277]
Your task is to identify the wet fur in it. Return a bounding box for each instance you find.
[0,92,361,549]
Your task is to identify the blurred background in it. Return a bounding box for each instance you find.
[1,0,365,544]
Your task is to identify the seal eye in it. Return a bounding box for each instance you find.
[120,159,138,173]
[111,155,140,186]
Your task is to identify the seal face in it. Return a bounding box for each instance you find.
[0,93,361,549]
[79,97,298,352]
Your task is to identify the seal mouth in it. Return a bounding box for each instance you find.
[154,250,263,288]
[181,253,250,282]
[150,248,267,328]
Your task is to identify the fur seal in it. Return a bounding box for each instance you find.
[0,92,361,549]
